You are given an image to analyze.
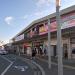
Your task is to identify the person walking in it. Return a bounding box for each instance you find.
[31,48,37,59]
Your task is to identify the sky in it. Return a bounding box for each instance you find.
[0,0,75,44]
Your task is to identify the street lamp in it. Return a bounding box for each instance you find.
[56,0,63,75]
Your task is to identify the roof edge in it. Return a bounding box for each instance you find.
[12,5,75,40]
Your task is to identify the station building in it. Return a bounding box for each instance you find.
[11,5,75,59]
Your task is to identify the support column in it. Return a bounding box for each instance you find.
[17,45,20,56]
[22,45,24,54]
[48,19,51,69]
[56,2,63,75]
[68,38,71,59]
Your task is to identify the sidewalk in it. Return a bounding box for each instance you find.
[36,55,75,75]
[37,55,75,67]
[20,54,75,75]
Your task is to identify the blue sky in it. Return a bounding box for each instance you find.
[0,0,75,44]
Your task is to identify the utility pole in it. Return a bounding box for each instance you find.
[56,0,63,75]
[48,19,51,69]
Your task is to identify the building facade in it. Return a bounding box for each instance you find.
[11,5,75,59]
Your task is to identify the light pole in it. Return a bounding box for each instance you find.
[56,0,63,75]
[48,19,51,69]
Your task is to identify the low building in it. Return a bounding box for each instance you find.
[11,5,75,59]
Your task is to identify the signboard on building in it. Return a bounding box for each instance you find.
[23,43,32,47]
[39,12,75,35]
[39,25,47,35]
[15,34,24,41]
[61,19,75,29]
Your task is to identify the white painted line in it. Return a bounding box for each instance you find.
[0,55,14,75]
[32,60,46,75]
[0,55,12,63]
[15,55,45,75]
[14,65,28,71]
[1,62,13,75]
[63,65,75,70]
[15,55,37,69]
[24,59,45,75]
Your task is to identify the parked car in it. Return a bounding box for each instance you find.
[0,50,8,55]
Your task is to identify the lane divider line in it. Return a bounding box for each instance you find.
[0,55,14,75]
[0,55,12,63]
[1,62,14,75]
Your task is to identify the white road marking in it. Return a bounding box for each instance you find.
[0,55,14,75]
[32,60,46,75]
[1,62,13,75]
[0,55,12,63]
[14,65,28,71]
[15,55,46,75]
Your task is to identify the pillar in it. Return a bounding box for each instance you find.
[22,45,24,54]
[67,38,71,59]
[17,45,20,56]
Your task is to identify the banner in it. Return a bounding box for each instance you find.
[15,34,24,41]
[39,12,75,35]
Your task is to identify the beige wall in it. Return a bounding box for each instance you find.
[43,37,72,58]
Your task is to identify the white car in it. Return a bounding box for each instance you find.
[0,50,8,55]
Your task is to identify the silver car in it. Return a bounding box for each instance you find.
[0,50,8,55]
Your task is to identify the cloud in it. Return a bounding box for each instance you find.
[33,9,54,18]
[5,16,13,25]
[0,40,4,46]
[4,40,9,44]
[35,0,55,7]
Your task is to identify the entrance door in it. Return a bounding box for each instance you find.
[54,45,56,57]
[24,47,27,54]
[51,45,57,57]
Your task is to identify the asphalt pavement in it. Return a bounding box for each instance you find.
[20,54,75,75]
[35,56,75,75]
[0,55,10,75]
[4,58,34,75]
[1,54,75,75]
[0,54,41,75]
